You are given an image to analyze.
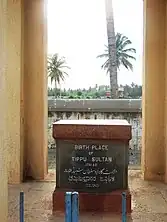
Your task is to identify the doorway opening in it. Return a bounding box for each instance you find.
[46,0,143,175]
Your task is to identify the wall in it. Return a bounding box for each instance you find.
[48,99,142,167]
[0,0,8,220]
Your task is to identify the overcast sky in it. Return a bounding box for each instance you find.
[47,0,143,89]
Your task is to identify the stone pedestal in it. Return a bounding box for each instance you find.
[53,189,131,213]
[52,119,132,214]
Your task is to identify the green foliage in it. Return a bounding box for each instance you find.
[48,53,70,84]
[48,83,142,99]
[48,53,70,98]
[97,33,136,72]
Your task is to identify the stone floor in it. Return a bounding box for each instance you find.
[8,170,167,221]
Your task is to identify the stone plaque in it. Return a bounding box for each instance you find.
[56,139,128,193]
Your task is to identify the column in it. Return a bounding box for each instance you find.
[142,0,166,180]
[6,0,23,184]
[24,0,48,179]
[164,2,167,183]
[0,0,8,221]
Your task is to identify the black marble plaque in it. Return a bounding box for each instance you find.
[56,139,128,193]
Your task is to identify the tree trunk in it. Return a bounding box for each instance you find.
[55,80,57,98]
[105,0,118,99]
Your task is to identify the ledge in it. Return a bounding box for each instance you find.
[48,99,142,113]
[53,119,132,140]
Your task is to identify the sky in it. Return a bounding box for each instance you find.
[47,0,143,89]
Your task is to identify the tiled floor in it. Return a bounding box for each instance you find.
[8,170,167,221]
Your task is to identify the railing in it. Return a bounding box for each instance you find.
[19,191,127,222]
[65,192,127,222]
[48,99,142,167]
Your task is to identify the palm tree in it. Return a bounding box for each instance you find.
[105,0,117,98]
[97,33,136,72]
[48,53,70,98]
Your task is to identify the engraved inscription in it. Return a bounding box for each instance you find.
[71,156,113,163]
[64,167,117,175]
[74,144,108,151]
[57,140,127,192]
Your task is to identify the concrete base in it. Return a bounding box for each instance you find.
[53,188,131,214]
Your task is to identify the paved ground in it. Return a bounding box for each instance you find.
[8,170,167,221]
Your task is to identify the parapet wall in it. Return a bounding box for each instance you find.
[48,99,142,166]
[48,99,142,113]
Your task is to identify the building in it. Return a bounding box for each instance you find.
[0,0,166,220]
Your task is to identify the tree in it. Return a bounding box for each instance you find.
[104,0,117,98]
[47,83,142,99]
[97,33,136,72]
[47,53,70,98]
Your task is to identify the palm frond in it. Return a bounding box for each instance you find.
[47,53,70,86]
[97,32,136,73]
[96,53,109,59]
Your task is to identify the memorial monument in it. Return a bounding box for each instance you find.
[52,119,132,213]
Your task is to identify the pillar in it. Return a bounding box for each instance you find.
[6,0,23,184]
[24,0,48,179]
[0,0,8,220]
[142,0,166,180]
[164,2,167,183]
